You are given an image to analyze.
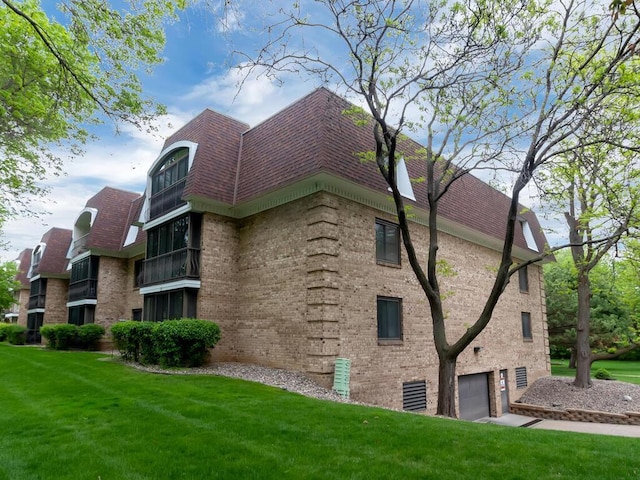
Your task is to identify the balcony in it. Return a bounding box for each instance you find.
[70,234,90,258]
[143,247,200,286]
[68,279,98,302]
[149,179,187,220]
[28,295,46,310]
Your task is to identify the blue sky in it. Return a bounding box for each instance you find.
[2,5,319,262]
[1,2,554,262]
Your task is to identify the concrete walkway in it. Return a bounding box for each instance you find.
[479,414,640,438]
[530,419,640,437]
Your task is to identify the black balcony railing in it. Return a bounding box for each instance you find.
[68,279,98,302]
[70,234,90,258]
[143,247,200,286]
[149,179,187,220]
[28,295,46,310]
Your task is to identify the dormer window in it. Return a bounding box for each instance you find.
[28,243,46,278]
[150,148,189,219]
[520,220,539,252]
[385,157,416,201]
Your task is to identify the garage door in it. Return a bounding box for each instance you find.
[458,373,490,420]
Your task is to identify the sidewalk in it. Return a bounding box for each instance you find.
[531,418,640,437]
[479,414,640,438]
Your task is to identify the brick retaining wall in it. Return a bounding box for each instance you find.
[510,402,640,425]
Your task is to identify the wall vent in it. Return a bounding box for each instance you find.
[515,367,528,389]
[403,380,427,411]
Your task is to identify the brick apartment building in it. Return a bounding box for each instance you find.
[15,88,550,419]
[3,248,31,324]
[25,228,72,343]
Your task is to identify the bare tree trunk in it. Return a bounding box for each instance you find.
[568,348,577,369]
[573,271,592,388]
[436,355,457,417]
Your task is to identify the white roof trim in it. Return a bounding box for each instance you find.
[140,279,201,295]
[67,299,98,308]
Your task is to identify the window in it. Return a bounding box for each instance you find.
[521,312,532,341]
[403,380,427,412]
[132,309,142,321]
[68,256,99,302]
[143,288,197,322]
[377,296,402,340]
[68,305,95,326]
[375,219,400,264]
[518,265,529,293]
[144,214,201,285]
[28,278,47,309]
[134,259,144,288]
[26,312,44,344]
[515,367,528,388]
[150,148,189,219]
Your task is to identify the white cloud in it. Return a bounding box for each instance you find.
[183,66,314,126]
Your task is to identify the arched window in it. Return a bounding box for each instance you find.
[149,148,189,219]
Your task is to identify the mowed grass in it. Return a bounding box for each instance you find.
[551,359,640,384]
[1,346,639,480]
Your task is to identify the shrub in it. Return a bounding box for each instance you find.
[6,325,27,345]
[549,345,571,359]
[111,321,156,363]
[111,319,221,367]
[77,324,105,350]
[153,319,221,368]
[595,368,613,380]
[618,348,640,361]
[0,323,12,342]
[41,324,78,350]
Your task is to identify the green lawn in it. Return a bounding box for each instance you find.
[551,359,640,384]
[1,346,639,480]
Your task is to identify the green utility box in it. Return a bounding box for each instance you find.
[333,358,351,399]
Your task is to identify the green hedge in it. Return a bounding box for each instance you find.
[111,319,221,367]
[111,321,156,363]
[40,324,106,350]
[5,325,27,345]
[77,324,106,350]
[0,323,12,342]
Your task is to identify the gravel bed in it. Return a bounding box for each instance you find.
[127,361,353,403]
[127,360,640,415]
[518,376,640,414]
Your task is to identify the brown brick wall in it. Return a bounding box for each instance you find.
[510,403,640,425]
[123,255,144,318]
[194,192,549,415]
[43,278,69,325]
[95,256,130,329]
[17,288,29,326]
[198,213,240,361]
[333,195,549,413]
[217,202,310,368]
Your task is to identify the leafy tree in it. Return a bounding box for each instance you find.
[544,251,578,360]
[239,0,640,416]
[0,0,183,221]
[0,261,20,314]
[539,103,640,386]
[544,251,639,368]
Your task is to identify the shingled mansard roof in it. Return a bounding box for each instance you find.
[30,227,72,278]
[14,248,32,288]
[160,88,547,259]
[67,186,146,260]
